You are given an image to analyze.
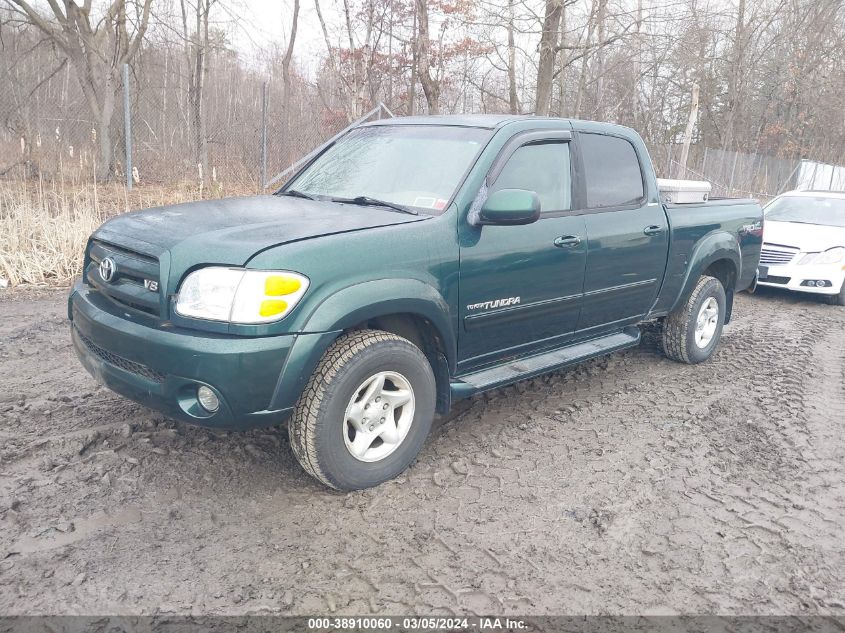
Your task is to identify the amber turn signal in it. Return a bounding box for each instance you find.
[259,299,288,317]
[265,276,302,296]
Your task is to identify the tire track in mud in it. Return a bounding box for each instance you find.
[0,289,843,615]
[785,329,845,610]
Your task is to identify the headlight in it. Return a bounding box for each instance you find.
[798,246,845,265]
[175,268,309,323]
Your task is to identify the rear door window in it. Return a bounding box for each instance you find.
[579,133,644,208]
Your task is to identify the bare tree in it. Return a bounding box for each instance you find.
[414,0,440,114]
[506,0,519,114]
[408,1,417,115]
[593,0,607,111]
[7,0,152,180]
[180,0,218,179]
[5,0,845,192]
[678,83,700,175]
[722,0,747,151]
[535,0,563,116]
[282,0,300,138]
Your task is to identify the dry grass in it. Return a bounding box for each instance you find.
[0,177,257,287]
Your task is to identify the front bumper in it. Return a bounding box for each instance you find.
[757,262,845,296]
[69,281,333,429]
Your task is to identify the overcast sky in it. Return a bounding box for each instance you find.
[15,0,332,75]
[224,0,332,74]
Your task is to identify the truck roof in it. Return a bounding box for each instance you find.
[362,114,639,137]
[363,114,561,130]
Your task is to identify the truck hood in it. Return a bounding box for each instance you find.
[93,195,428,265]
[764,220,845,252]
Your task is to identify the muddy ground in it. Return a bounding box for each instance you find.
[0,287,843,616]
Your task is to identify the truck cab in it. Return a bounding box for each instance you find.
[69,115,763,490]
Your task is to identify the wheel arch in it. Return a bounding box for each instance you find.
[668,232,741,323]
[270,279,456,415]
[350,313,452,415]
[702,258,738,323]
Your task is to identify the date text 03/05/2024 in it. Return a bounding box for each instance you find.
[306,616,528,630]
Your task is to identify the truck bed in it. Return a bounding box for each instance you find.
[651,198,763,316]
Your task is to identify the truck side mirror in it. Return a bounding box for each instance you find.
[478,189,541,226]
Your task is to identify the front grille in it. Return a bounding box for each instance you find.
[763,275,790,285]
[760,243,799,266]
[77,329,166,383]
[86,240,161,316]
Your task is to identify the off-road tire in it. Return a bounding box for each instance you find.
[288,330,436,491]
[662,275,726,364]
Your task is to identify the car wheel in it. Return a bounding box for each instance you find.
[830,280,845,306]
[662,275,726,364]
[288,329,436,490]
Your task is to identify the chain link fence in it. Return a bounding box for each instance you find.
[0,57,98,181]
[0,72,391,193]
[0,34,368,193]
[649,144,804,201]
[0,43,836,202]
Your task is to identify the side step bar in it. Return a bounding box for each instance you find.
[450,326,641,400]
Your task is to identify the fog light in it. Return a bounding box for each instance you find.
[197,386,219,412]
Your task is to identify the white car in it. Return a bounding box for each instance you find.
[758,190,845,305]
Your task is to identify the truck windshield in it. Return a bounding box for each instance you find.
[766,195,845,227]
[283,125,490,213]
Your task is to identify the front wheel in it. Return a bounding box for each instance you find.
[662,275,726,364]
[288,330,436,490]
[828,280,845,306]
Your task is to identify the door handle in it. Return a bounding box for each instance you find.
[643,225,664,236]
[554,235,582,248]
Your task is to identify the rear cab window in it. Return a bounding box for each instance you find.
[579,133,644,208]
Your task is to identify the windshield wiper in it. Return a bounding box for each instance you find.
[278,189,315,200]
[331,195,418,215]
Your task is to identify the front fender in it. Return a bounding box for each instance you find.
[668,231,741,314]
[268,279,455,412]
[303,278,455,362]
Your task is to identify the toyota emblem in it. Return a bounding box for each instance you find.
[99,257,116,282]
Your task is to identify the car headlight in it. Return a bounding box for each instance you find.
[175,268,309,323]
[798,246,845,265]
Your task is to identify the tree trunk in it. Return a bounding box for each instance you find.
[723,0,746,151]
[408,3,417,115]
[678,83,700,177]
[182,0,210,179]
[594,0,607,115]
[10,0,153,181]
[282,0,300,159]
[573,0,597,118]
[341,0,361,118]
[556,0,568,115]
[633,0,643,126]
[507,0,520,114]
[414,0,440,114]
[96,73,117,181]
[535,0,562,116]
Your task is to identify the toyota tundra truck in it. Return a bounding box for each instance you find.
[68,115,763,490]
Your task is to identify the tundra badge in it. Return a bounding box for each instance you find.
[467,297,521,311]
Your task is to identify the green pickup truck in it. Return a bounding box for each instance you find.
[69,115,762,490]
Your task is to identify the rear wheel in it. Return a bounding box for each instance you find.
[288,330,436,490]
[662,275,726,364]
